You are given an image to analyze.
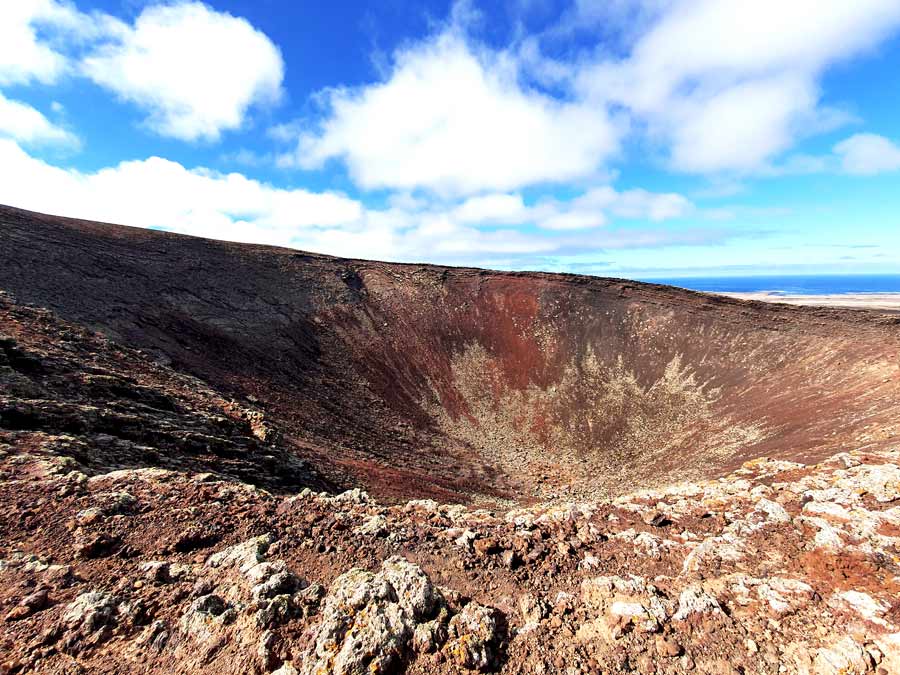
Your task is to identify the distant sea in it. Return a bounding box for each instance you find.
[638,274,900,295]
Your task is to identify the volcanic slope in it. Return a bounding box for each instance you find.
[1,204,899,504]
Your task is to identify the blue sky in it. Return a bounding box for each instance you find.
[2,1,900,278]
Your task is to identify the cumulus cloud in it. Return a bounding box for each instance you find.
[833,134,900,176]
[535,186,692,230]
[0,93,78,147]
[766,133,900,177]
[279,0,900,193]
[452,193,529,223]
[0,138,714,266]
[284,31,620,195]
[0,1,284,143]
[81,2,284,141]
[0,1,86,86]
[0,138,361,248]
[575,0,900,174]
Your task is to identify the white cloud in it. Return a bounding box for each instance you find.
[834,133,900,176]
[286,31,620,195]
[280,0,900,191]
[0,138,361,248]
[0,1,71,85]
[662,75,820,174]
[0,92,78,147]
[536,186,692,230]
[81,2,284,141]
[0,138,714,266]
[539,210,607,231]
[453,193,529,223]
[576,0,900,174]
[765,133,900,177]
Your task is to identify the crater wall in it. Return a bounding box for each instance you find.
[2,204,898,503]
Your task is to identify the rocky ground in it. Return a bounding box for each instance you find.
[2,432,899,674]
[2,319,900,674]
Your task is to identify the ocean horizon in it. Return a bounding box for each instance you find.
[638,274,900,295]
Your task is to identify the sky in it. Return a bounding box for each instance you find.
[1,0,900,278]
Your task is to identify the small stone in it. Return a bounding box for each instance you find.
[474,538,500,557]
[76,507,104,525]
[140,561,171,583]
[455,530,476,550]
[519,593,547,625]
[191,594,226,616]
[63,591,119,632]
[642,510,670,527]
[656,635,683,657]
[501,550,519,569]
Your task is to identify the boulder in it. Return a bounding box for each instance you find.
[301,557,442,675]
[63,591,119,632]
[445,602,501,671]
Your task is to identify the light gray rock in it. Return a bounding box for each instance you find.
[813,636,873,675]
[673,585,722,621]
[206,533,274,574]
[330,488,371,504]
[301,556,442,675]
[446,602,500,671]
[380,556,438,621]
[355,514,389,537]
[252,571,303,600]
[63,591,119,632]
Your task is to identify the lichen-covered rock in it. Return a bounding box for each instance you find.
[673,585,722,621]
[252,571,303,600]
[757,578,816,616]
[301,557,442,675]
[355,514,388,537]
[63,591,119,632]
[206,533,274,574]
[380,556,439,621]
[412,611,449,654]
[445,602,501,671]
[813,636,873,675]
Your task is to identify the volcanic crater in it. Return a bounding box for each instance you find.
[2,204,898,505]
[3,204,900,675]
